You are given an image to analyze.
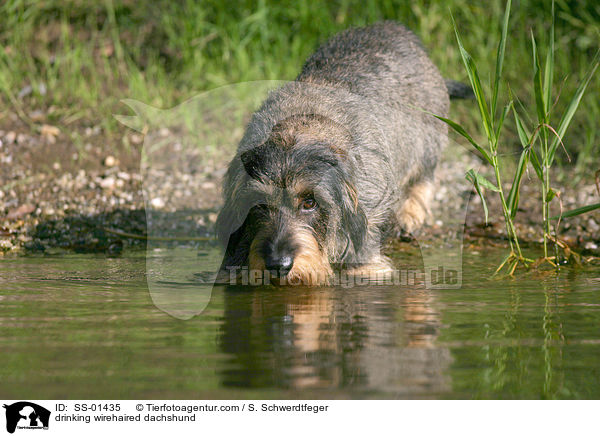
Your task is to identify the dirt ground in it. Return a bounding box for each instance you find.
[1,113,599,260]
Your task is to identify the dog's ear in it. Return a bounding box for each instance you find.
[340,180,367,254]
[240,143,269,180]
[220,223,250,267]
[216,159,249,247]
[216,196,253,268]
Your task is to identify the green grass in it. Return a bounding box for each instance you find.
[0,0,598,170]
[440,0,599,274]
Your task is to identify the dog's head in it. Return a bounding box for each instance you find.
[217,114,367,285]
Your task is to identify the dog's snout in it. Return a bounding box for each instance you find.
[265,254,293,276]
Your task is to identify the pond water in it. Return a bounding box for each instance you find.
[1,248,599,399]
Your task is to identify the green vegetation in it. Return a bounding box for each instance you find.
[440,0,599,274]
[0,0,598,164]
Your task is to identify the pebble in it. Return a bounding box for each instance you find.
[5,131,16,144]
[29,110,45,122]
[99,177,116,190]
[17,234,32,243]
[104,155,117,167]
[40,125,60,143]
[587,218,599,233]
[7,204,35,220]
[84,126,101,137]
[0,239,13,251]
[150,197,165,209]
[201,181,217,190]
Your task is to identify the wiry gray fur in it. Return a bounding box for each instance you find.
[218,21,450,269]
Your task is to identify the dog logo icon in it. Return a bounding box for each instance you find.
[3,402,50,434]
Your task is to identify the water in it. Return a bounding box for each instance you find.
[1,248,599,399]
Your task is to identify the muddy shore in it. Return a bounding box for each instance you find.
[1,124,599,259]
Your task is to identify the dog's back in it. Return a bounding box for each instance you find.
[297,21,448,119]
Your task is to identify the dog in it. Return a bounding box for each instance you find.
[216,21,468,285]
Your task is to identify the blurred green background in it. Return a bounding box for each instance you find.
[0,0,598,173]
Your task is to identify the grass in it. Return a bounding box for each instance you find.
[440,0,600,274]
[0,0,598,168]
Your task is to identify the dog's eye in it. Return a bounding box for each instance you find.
[300,197,317,211]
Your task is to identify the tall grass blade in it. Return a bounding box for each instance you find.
[432,114,493,165]
[471,172,501,192]
[548,52,600,165]
[512,106,530,148]
[452,15,493,141]
[529,148,544,181]
[551,202,600,220]
[543,1,555,116]
[513,107,544,182]
[531,33,546,125]
[495,101,512,140]
[507,147,530,219]
[466,169,491,224]
[492,0,511,118]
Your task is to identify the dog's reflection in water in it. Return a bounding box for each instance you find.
[219,285,451,395]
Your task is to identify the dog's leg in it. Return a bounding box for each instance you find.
[397,179,433,234]
[345,253,395,283]
[348,257,393,273]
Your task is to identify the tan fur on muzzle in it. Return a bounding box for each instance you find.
[249,227,332,286]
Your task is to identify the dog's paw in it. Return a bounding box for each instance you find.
[398,200,427,233]
[346,256,395,282]
[397,181,432,233]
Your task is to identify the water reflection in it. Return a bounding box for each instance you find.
[219,285,452,396]
[2,251,599,399]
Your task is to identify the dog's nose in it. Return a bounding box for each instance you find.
[265,255,293,276]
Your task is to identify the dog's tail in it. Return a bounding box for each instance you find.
[445,80,475,100]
